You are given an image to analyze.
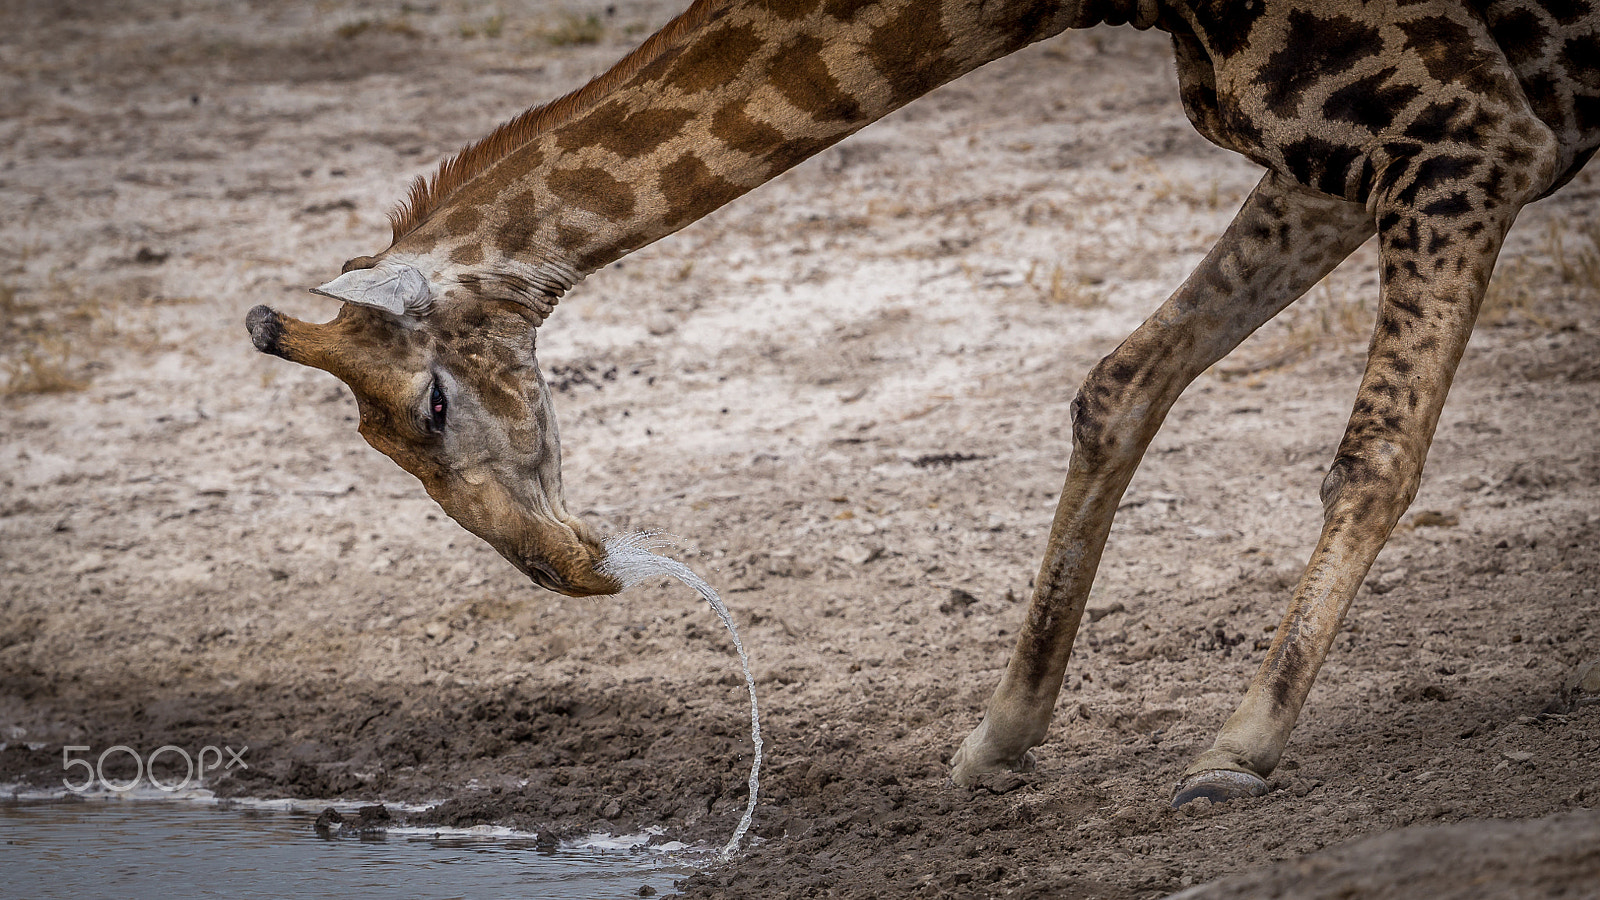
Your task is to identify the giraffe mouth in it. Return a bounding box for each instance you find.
[516,553,621,597]
[500,521,622,598]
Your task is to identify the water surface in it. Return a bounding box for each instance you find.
[1,798,696,899]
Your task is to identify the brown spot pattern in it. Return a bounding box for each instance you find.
[495,190,544,255]
[866,1,958,105]
[547,165,637,220]
[664,23,761,94]
[765,0,823,20]
[444,206,483,236]
[710,99,787,156]
[554,100,696,159]
[821,0,876,21]
[1257,11,1379,117]
[770,34,861,123]
[660,153,746,229]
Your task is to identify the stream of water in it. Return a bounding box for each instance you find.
[599,532,763,858]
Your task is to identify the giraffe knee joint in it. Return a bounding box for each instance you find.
[1320,446,1422,521]
[1069,389,1114,461]
[1070,358,1147,461]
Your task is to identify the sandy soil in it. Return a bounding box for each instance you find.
[2,2,1598,897]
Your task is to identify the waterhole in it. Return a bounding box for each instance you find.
[0,797,698,899]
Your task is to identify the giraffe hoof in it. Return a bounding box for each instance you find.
[949,735,1036,788]
[1170,769,1268,808]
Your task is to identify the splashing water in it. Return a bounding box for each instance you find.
[599,532,762,859]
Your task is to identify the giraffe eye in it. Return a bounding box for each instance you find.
[426,376,447,433]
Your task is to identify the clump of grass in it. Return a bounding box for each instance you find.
[1216,279,1372,380]
[1480,217,1598,327]
[1481,256,1544,326]
[0,278,106,397]
[1551,218,1600,295]
[1305,280,1373,345]
[336,18,422,40]
[4,347,89,395]
[459,13,505,39]
[539,12,604,46]
[1025,262,1103,307]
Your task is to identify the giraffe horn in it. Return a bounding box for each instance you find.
[311,261,434,316]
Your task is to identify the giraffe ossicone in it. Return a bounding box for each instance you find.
[246,0,1599,808]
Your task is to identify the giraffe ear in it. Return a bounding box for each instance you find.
[311,261,434,316]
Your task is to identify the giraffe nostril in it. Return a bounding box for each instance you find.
[521,555,568,593]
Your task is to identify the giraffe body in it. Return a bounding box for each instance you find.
[247,0,1599,804]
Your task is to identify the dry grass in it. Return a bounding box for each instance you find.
[1551,218,1600,295]
[1216,280,1373,380]
[1026,262,1104,307]
[1480,217,1599,328]
[1481,256,1547,327]
[0,278,124,397]
[335,18,423,40]
[539,12,604,46]
[458,13,505,39]
[4,347,89,396]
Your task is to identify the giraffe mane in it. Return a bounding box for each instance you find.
[386,0,720,243]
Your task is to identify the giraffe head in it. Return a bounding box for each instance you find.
[245,254,620,597]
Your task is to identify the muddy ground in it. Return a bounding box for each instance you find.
[2,2,1598,897]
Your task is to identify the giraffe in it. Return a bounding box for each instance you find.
[246,0,1600,806]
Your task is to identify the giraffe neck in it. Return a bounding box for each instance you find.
[392,0,1158,314]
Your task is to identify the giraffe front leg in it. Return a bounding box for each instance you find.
[1173,127,1563,807]
[952,174,1374,786]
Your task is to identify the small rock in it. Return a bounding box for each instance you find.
[351,805,391,832]
[638,887,657,897]
[1290,777,1323,798]
[1574,659,1600,695]
[1556,658,1600,711]
[313,807,343,834]
[69,553,107,576]
[939,588,980,615]
[311,805,386,836]
[1370,567,1408,594]
[1411,510,1458,528]
[1087,601,1126,623]
[835,543,882,566]
[1502,751,1534,763]
[971,771,1029,794]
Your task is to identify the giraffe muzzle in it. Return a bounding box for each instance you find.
[502,548,623,597]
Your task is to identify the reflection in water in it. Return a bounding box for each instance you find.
[0,798,697,899]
